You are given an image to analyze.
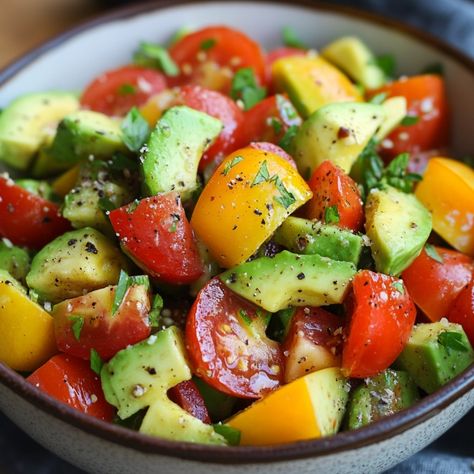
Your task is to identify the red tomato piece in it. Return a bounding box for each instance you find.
[248,142,297,169]
[53,284,151,361]
[168,380,211,424]
[242,95,302,146]
[402,246,473,322]
[0,176,71,249]
[369,75,449,160]
[80,65,167,116]
[27,354,115,421]
[304,160,364,232]
[185,278,284,399]
[169,26,266,92]
[109,193,203,285]
[266,47,306,85]
[178,85,246,170]
[342,270,416,378]
[447,277,474,345]
[282,307,345,383]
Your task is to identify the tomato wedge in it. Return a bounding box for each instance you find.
[369,75,449,159]
[342,270,416,378]
[402,246,473,322]
[80,65,167,116]
[304,160,364,232]
[53,284,151,360]
[169,26,266,92]
[168,380,211,424]
[27,354,115,421]
[0,176,71,249]
[447,277,474,345]
[185,278,284,398]
[109,193,203,285]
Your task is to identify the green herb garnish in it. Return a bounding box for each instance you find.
[98,197,116,212]
[251,160,270,187]
[200,38,216,50]
[133,42,179,76]
[324,205,340,224]
[70,315,84,341]
[270,117,283,135]
[276,94,300,123]
[282,26,307,49]
[121,107,150,152]
[381,152,422,193]
[425,244,443,264]
[278,125,299,152]
[400,115,420,126]
[213,423,241,445]
[372,54,396,78]
[118,83,136,95]
[112,270,130,315]
[126,199,140,214]
[222,156,244,176]
[438,331,469,353]
[149,294,164,328]
[391,281,405,295]
[230,68,266,110]
[271,175,296,209]
[90,349,104,375]
[168,213,180,233]
[239,309,253,326]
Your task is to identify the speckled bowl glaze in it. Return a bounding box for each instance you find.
[0,1,473,473]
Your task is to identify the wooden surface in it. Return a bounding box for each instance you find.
[0,0,106,69]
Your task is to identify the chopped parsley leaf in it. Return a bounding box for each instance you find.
[425,244,444,264]
[222,156,244,176]
[118,83,136,95]
[98,197,116,212]
[324,205,340,224]
[200,38,216,50]
[148,294,164,328]
[270,117,283,135]
[213,423,241,445]
[90,349,104,375]
[230,68,266,110]
[282,26,307,49]
[437,331,469,353]
[251,160,270,187]
[121,107,150,152]
[111,271,150,316]
[400,115,420,126]
[133,42,179,76]
[278,125,299,152]
[271,175,296,209]
[239,309,253,326]
[69,315,84,341]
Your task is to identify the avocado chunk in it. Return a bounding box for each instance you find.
[274,216,363,265]
[0,92,79,170]
[292,102,385,177]
[397,322,474,394]
[141,106,222,198]
[220,250,356,312]
[321,36,386,89]
[101,326,227,445]
[26,227,127,303]
[346,369,419,430]
[271,55,361,118]
[365,186,432,275]
[50,110,128,164]
[31,132,73,178]
[0,239,30,283]
[375,97,407,141]
[63,160,137,236]
[0,269,26,293]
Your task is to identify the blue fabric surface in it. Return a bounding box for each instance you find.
[0,0,473,473]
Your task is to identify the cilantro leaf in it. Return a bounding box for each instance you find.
[121,107,150,152]
[90,349,104,375]
[437,331,469,353]
[324,205,340,224]
[222,156,244,176]
[200,38,216,50]
[251,160,270,187]
[98,196,116,212]
[282,26,307,49]
[230,68,266,110]
[69,315,84,341]
[112,270,130,315]
[425,244,444,264]
[400,115,420,126]
[271,175,296,209]
[213,423,241,446]
[270,117,283,135]
[149,294,164,328]
[278,124,299,152]
[133,42,179,76]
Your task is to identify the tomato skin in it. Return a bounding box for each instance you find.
[178,85,246,170]
[402,246,473,321]
[169,26,266,92]
[185,278,284,399]
[248,142,297,169]
[304,160,364,232]
[447,277,474,345]
[243,95,302,147]
[168,380,211,424]
[109,193,203,285]
[80,65,167,116]
[369,75,449,159]
[53,284,151,361]
[342,270,416,378]
[27,354,115,421]
[0,177,71,249]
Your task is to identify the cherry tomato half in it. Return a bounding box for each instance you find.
[80,65,167,116]
[342,270,416,378]
[185,278,283,399]
[168,380,211,424]
[447,277,474,345]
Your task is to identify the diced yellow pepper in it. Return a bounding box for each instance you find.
[227,368,348,445]
[139,89,177,127]
[0,279,57,371]
[51,165,80,197]
[191,147,312,268]
[415,158,474,256]
[272,55,362,118]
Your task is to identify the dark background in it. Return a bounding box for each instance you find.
[1,0,473,473]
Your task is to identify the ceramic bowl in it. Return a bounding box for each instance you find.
[0,1,473,473]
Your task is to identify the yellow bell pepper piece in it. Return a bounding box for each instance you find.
[0,278,56,371]
[139,89,178,128]
[227,368,348,445]
[191,147,312,268]
[415,158,474,256]
[272,55,362,118]
[51,165,80,198]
